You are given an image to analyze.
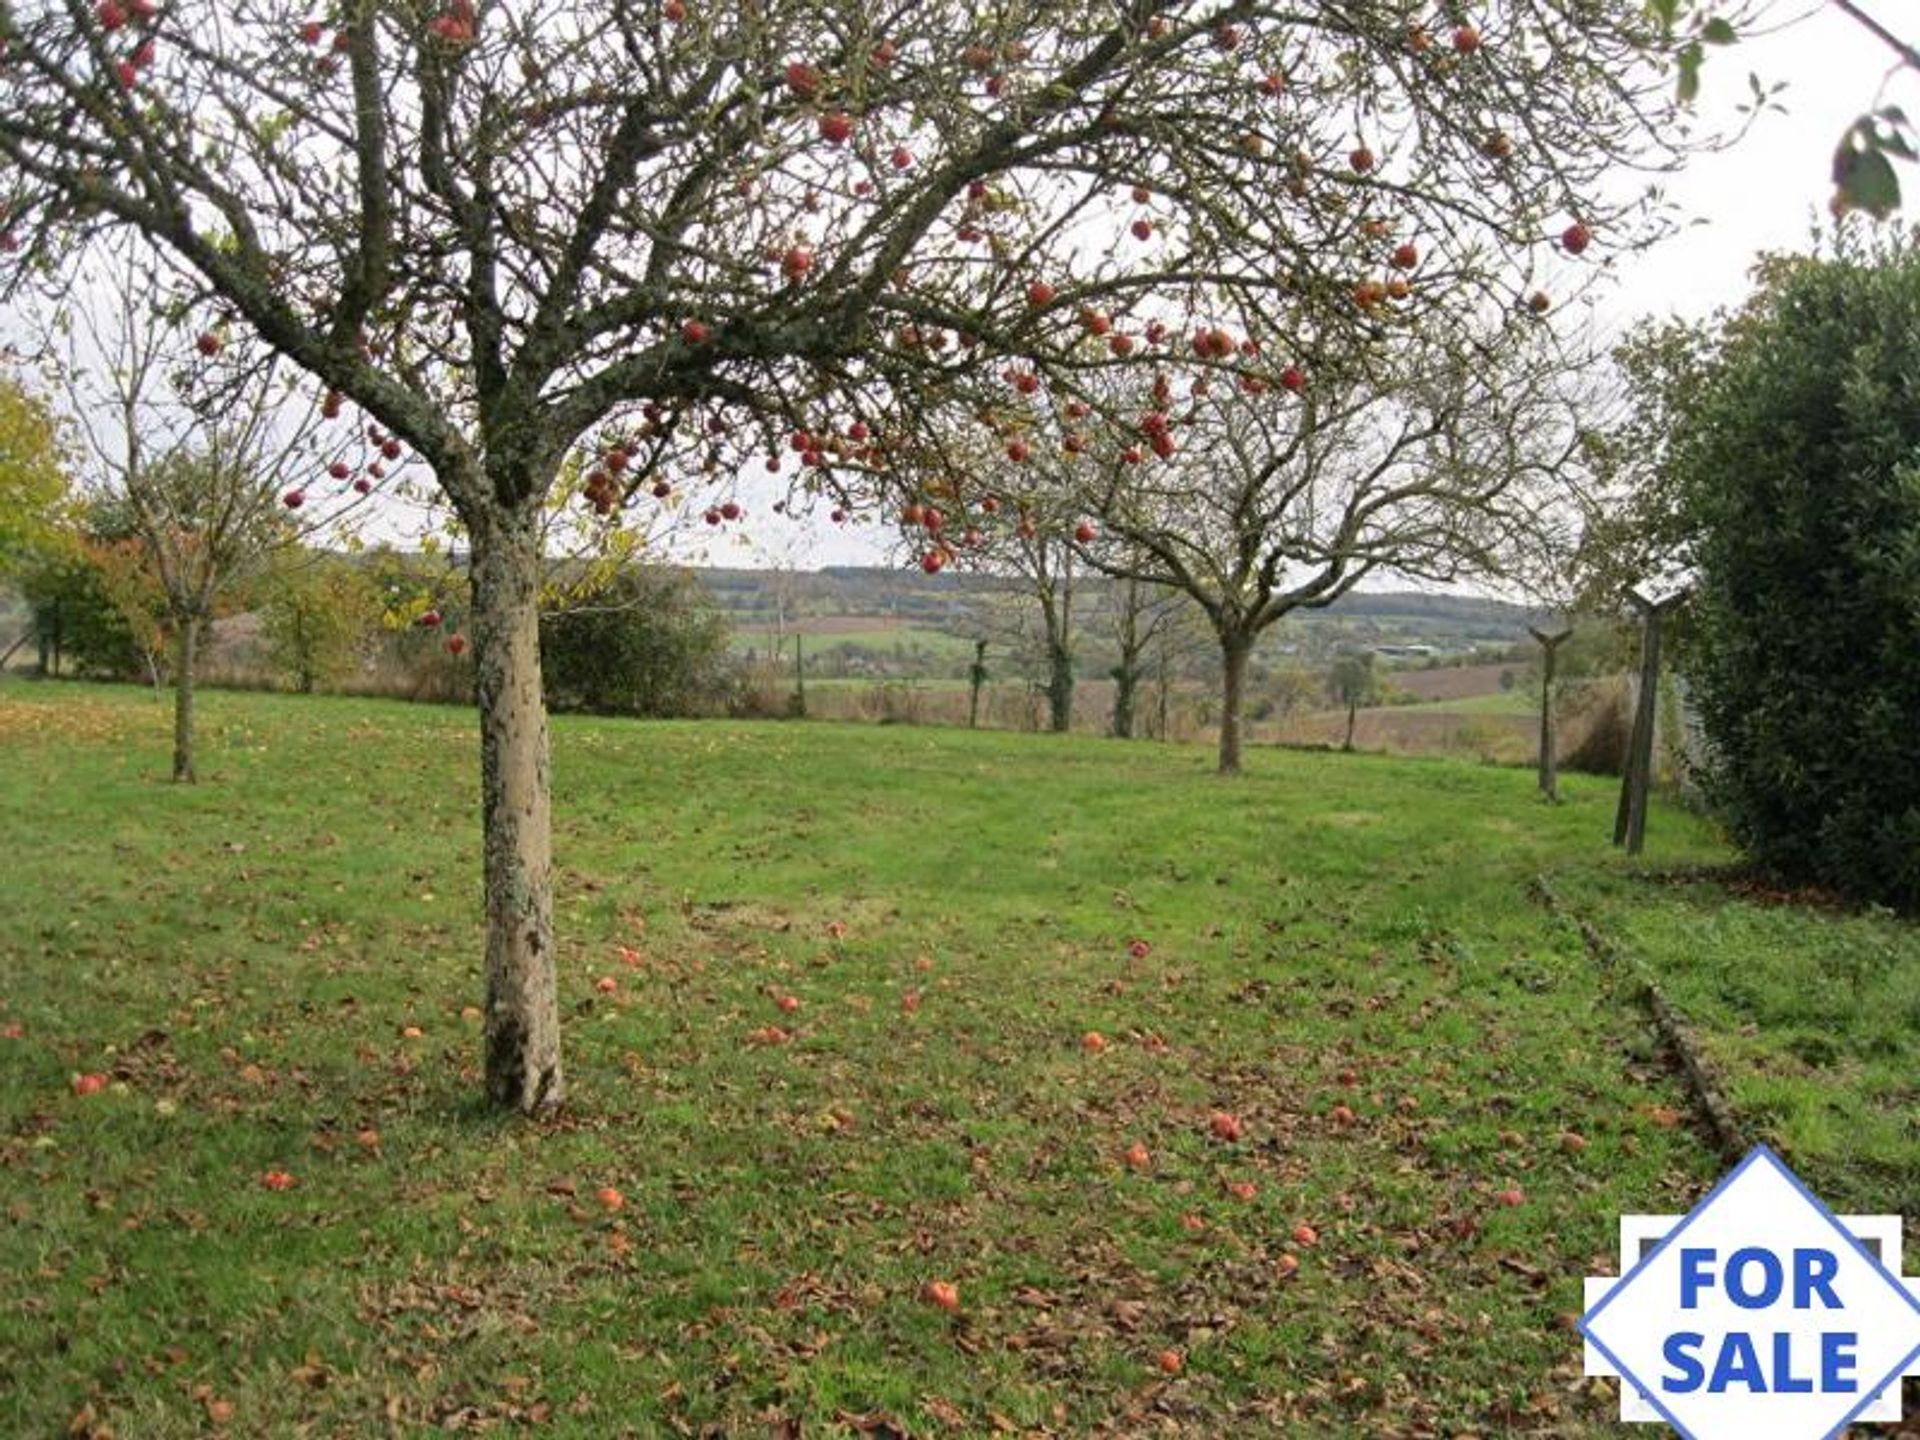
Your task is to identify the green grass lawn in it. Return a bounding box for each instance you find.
[0,682,1913,1436]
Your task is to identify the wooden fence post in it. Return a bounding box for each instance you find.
[1528,624,1574,802]
[1614,589,1688,855]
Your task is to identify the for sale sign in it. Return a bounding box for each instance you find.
[1581,1146,1920,1438]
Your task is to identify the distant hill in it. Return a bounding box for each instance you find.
[690,564,1539,661]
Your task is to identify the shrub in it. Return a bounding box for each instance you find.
[540,567,735,717]
[1676,243,1920,907]
[1559,678,1631,777]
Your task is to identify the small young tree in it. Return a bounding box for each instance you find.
[55,251,378,780]
[260,551,383,693]
[967,639,989,730]
[1328,650,1380,752]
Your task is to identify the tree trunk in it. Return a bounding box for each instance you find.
[1343,700,1357,753]
[44,597,63,676]
[295,605,315,694]
[1217,632,1251,774]
[968,639,987,729]
[471,509,563,1114]
[1112,663,1137,739]
[171,619,198,783]
[1046,642,1074,733]
[1156,642,1170,741]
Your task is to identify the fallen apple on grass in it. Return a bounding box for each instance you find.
[923,1280,961,1313]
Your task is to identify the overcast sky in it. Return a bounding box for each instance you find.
[699,0,1920,573]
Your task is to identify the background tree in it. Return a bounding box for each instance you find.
[1328,649,1380,751]
[1099,568,1190,739]
[260,550,383,694]
[1666,234,1920,906]
[1068,333,1582,773]
[0,374,72,584]
[18,502,149,678]
[56,253,376,781]
[975,522,1078,734]
[0,372,77,669]
[1571,318,1718,615]
[83,527,172,689]
[1,0,1711,1110]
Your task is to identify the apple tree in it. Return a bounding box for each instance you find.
[2,0,1707,1111]
[1005,328,1587,773]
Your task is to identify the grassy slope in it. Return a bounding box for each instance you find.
[0,683,1910,1436]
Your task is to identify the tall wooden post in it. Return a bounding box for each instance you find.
[1614,589,1687,855]
[1528,624,1573,803]
[791,633,806,718]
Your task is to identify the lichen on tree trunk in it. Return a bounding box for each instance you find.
[470,508,562,1113]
